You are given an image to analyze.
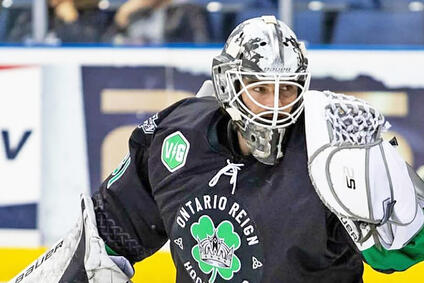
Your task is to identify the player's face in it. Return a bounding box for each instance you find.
[240,79,299,115]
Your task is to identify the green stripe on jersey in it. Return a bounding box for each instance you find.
[362,223,424,271]
[105,244,119,256]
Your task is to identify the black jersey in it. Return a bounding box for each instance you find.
[92,96,364,283]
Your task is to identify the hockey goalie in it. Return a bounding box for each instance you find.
[9,15,424,283]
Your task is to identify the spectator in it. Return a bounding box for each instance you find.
[112,0,210,44]
[49,0,114,43]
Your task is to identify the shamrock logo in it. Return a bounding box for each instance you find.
[191,215,241,283]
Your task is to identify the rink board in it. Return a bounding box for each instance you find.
[1,248,424,283]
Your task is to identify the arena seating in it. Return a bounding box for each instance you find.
[332,10,424,45]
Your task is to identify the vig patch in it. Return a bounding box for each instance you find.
[161,131,190,172]
[171,194,264,283]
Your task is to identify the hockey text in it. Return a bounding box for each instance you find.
[184,261,206,283]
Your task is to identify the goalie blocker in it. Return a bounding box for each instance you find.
[9,194,133,283]
[304,90,424,251]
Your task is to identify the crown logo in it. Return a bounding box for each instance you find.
[191,215,241,283]
[197,231,234,268]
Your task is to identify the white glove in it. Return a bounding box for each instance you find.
[304,90,424,251]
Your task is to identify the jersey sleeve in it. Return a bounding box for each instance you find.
[91,125,166,263]
[91,99,191,263]
[361,212,424,273]
[325,209,365,271]
[328,206,424,273]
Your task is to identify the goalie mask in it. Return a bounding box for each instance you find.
[212,15,310,165]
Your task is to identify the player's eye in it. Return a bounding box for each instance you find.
[252,86,271,94]
[279,85,292,92]
[279,85,296,96]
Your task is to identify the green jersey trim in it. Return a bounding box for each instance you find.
[105,244,119,256]
[362,218,424,271]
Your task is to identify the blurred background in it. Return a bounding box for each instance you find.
[1,0,424,282]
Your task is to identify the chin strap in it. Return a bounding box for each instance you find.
[227,120,243,158]
[209,159,244,195]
